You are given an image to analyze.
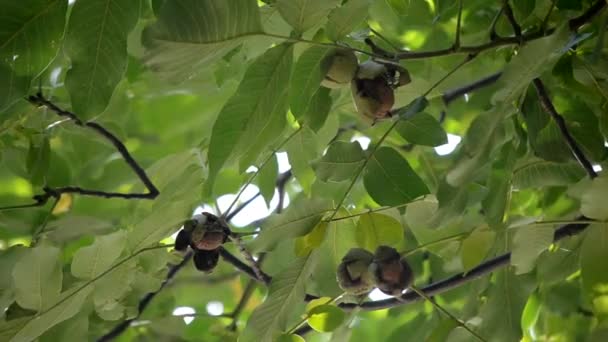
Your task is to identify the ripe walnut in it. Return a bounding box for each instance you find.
[174,212,231,273]
[369,245,414,296]
[337,248,375,296]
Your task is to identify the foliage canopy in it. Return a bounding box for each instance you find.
[0,0,607,341]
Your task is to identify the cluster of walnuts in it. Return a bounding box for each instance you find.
[174,213,231,273]
[321,50,410,122]
[337,245,413,297]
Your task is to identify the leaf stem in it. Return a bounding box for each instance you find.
[409,285,487,342]
[223,127,301,219]
[260,33,377,57]
[286,295,342,335]
[400,232,469,256]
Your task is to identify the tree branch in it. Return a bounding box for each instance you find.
[227,279,258,331]
[569,0,606,30]
[502,1,523,43]
[1,92,159,212]
[219,247,271,285]
[442,71,503,105]
[395,30,549,59]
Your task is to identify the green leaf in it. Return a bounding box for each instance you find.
[581,225,608,315]
[477,271,535,342]
[460,230,495,271]
[307,304,345,332]
[521,292,541,339]
[581,175,608,220]
[250,197,331,252]
[128,159,203,250]
[0,64,29,111]
[71,230,126,279]
[295,221,328,256]
[324,208,358,266]
[363,147,429,206]
[25,134,50,186]
[276,0,340,33]
[64,0,141,117]
[511,226,554,275]
[207,43,293,187]
[512,160,586,188]
[12,245,62,312]
[482,143,517,226]
[286,127,320,193]
[396,112,447,147]
[493,26,571,103]
[512,0,536,21]
[355,212,403,251]
[11,285,93,342]
[315,141,365,182]
[304,87,333,132]
[144,0,263,81]
[241,253,319,342]
[0,0,67,75]
[290,46,333,121]
[45,215,114,243]
[257,153,278,207]
[93,260,136,320]
[0,0,66,112]
[393,96,428,120]
[325,0,371,41]
[276,334,305,342]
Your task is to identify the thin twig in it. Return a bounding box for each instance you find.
[30,197,60,246]
[442,71,503,105]
[502,1,523,44]
[395,30,549,59]
[219,247,272,284]
[226,193,261,221]
[540,1,556,33]
[228,234,265,281]
[227,280,258,331]
[400,232,469,256]
[532,79,598,178]
[454,0,464,49]
[223,128,301,218]
[489,7,505,41]
[569,0,606,30]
